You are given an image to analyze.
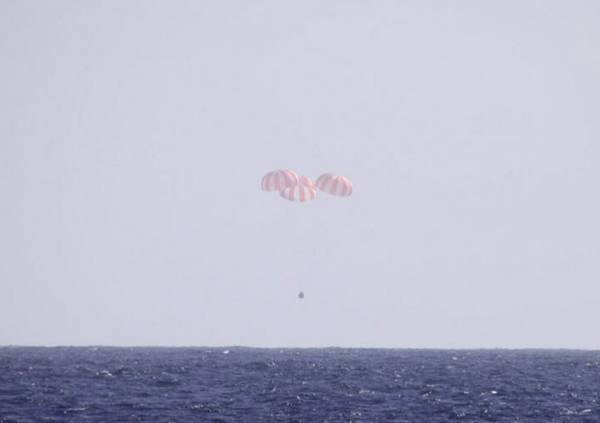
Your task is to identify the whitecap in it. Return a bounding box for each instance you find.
[64,407,87,413]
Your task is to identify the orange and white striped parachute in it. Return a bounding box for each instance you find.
[280,184,317,202]
[261,169,300,192]
[261,170,351,202]
[315,173,353,197]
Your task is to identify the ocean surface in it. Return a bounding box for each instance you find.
[1,348,599,422]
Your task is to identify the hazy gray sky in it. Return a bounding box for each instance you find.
[2,1,599,348]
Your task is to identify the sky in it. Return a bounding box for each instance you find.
[1,0,599,348]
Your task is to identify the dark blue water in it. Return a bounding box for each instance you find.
[1,348,599,422]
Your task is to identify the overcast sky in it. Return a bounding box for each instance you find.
[1,1,599,348]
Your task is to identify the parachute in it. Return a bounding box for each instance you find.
[261,170,352,202]
[261,169,300,192]
[280,184,317,202]
[315,173,353,197]
[261,169,352,299]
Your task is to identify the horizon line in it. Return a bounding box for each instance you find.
[1,344,599,352]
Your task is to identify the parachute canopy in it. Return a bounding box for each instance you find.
[316,173,353,197]
[261,169,300,192]
[280,184,317,202]
[261,169,352,202]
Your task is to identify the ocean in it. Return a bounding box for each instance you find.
[0,347,598,422]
